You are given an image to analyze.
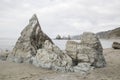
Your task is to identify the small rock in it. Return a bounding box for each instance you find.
[112,42,120,49]
[0,50,10,61]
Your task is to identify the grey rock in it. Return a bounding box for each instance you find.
[32,40,73,72]
[112,42,120,49]
[7,14,53,63]
[65,32,106,68]
[73,63,91,73]
[65,41,78,59]
[0,50,10,61]
[80,32,106,68]
[7,14,106,73]
[77,46,94,63]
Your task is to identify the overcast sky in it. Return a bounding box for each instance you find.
[0,0,120,38]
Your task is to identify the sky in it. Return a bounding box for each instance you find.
[0,0,120,38]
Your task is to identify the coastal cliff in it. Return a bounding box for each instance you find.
[96,27,120,39]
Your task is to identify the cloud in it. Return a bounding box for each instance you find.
[0,0,120,38]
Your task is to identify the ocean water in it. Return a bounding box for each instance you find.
[53,39,115,50]
[0,38,119,50]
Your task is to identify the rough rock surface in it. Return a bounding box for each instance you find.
[73,63,92,73]
[33,40,92,73]
[6,14,74,72]
[66,32,106,68]
[65,41,78,60]
[80,32,106,68]
[32,40,73,72]
[7,14,106,73]
[112,42,120,49]
[7,14,53,63]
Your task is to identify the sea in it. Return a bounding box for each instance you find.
[0,38,119,50]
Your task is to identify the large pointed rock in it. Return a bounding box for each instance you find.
[7,14,53,63]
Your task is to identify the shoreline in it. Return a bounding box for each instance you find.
[0,38,120,51]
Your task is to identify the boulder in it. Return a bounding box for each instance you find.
[112,42,120,49]
[7,14,53,63]
[65,32,106,68]
[32,40,73,72]
[80,32,106,68]
[73,63,92,73]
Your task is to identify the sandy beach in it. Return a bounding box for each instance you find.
[0,0,120,80]
[0,48,120,80]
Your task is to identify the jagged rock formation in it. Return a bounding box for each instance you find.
[33,40,92,72]
[96,27,120,39]
[7,14,73,72]
[112,42,120,49]
[7,14,106,73]
[66,32,106,68]
[7,14,53,63]
[32,40,73,72]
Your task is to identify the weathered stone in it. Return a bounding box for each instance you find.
[73,63,91,73]
[65,32,106,68]
[0,50,10,61]
[77,45,95,64]
[7,14,106,73]
[80,32,106,68]
[112,42,120,49]
[7,14,53,63]
[65,41,78,59]
[32,40,73,72]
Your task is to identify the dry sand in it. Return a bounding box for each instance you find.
[0,48,120,80]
